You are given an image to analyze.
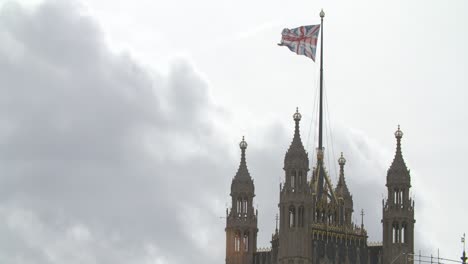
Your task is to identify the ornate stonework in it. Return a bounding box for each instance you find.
[226,112,415,264]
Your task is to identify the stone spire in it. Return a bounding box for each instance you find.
[278,108,312,263]
[382,126,415,264]
[226,136,258,264]
[235,136,251,180]
[387,125,410,183]
[284,108,309,169]
[335,152,351,200]
[335,152,353,226]
[231,136,254,194]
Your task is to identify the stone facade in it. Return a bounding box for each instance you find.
[225,110,415,264]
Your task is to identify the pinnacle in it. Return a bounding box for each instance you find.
[284,108,308,167]
[231,137,254,195]
[336,153,351,200]
[234,137,252,181]
[387,126,410,182]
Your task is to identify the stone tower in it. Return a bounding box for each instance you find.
[382,126,415,264]
[335,152,353,227]
[278,108,313,264]
[226,137,258,264]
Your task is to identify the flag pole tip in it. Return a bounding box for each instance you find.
[320,9,325,18]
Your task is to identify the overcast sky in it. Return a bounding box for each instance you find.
[0,0,467,263]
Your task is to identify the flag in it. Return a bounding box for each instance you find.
[278,25,321,61]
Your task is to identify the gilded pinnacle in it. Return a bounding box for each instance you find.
[239,136,248,149]
[395,125,403,139]
[293,107,302,121]
[338,152,346,166]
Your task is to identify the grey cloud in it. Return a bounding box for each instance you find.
[0,1,228,263]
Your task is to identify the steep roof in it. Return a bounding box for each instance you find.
[231,137,254,194]
[284,108,309,169]
[335,153,353,208]
[387,126,411,185]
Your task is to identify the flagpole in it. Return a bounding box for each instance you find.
[318,9,325,153]
[316,9,326,199]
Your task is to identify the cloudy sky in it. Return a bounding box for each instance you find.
[0,0,467,263]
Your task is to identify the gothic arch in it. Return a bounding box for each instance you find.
[243,231,249,252]
[234,230,241,252]
[289,205,296,228]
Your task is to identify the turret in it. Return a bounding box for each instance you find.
[335,152,353,226]
[382,126,415,264]
[278,108,312,264]
[226,137,258,264]
[283,107,309,192]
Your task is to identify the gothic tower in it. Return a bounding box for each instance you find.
[278,108,313,264]
[382,126,415,264]
[226,137,258,264]
[335,152,353,227]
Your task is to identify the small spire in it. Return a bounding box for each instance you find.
[361,209,365,230]
[395,125,403,139]
[293,107,302,122]
[338,152,346,166]
[335,152,352,208]
[234,136,251,180]
[239,136,247,168]
[285,108,308,167]
[387,125,409,182]
[275,214,279,233]
[337,152,346,185]
[239,136,248,150]
[292,108,302,143]
[462,234,467,264]
[393,125,405,162]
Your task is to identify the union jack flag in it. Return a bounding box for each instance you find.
[278,25,321,61]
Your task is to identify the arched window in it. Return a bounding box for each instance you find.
[401,223,406,243]
[394,189,398,204]
[400,191,404,208]
[392,222,400,243]
[237,198,242,216]
[298,171,303,186]
[291,170,296,191]
[234,231,241,252]
[242,198,248,215]
[289,206,296,228]
[298,206,304,227]
[243,232,249,252]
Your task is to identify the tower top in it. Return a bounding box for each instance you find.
[338,152,346,166]
[239,136,248,150]
[293,107,302,121]
[233,136,253,184]
[395,125,403,139]
[336,152,352,204]
[387,125,410,185]
[284,108,308,169]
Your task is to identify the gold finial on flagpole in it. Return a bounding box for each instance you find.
[320,9,325,18]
